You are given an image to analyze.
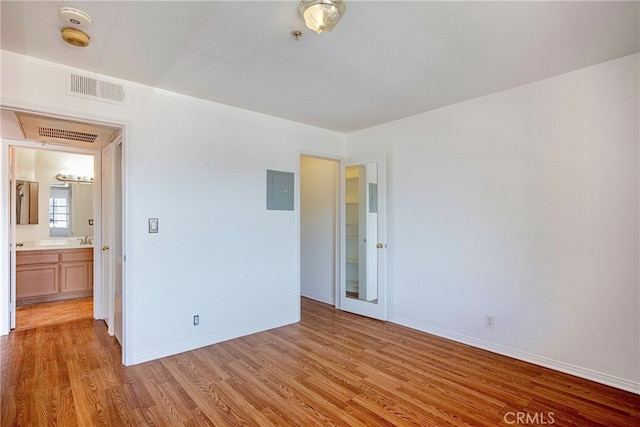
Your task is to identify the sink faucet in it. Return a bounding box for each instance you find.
[77,236,91,245]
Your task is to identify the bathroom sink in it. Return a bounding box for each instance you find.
[16,238,95,251]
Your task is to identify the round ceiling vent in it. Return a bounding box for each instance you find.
[59,7,92,27]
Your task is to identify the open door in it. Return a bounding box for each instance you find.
[339,153,387,320]
[8,147,16,330]
[101,140,123,344]
[101,142,116,339]
[113,141,123,345]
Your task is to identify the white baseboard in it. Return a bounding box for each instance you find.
[389,315,640,395]
[301,290,335,305]
[129,315,299,365]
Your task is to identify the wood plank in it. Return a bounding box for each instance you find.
[2,297,639,426]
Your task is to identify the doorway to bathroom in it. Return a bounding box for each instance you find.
[1,107,125,357]
[13,147,96,330]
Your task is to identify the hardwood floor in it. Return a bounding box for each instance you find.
[15,297,93,330]
[2,297,639,426]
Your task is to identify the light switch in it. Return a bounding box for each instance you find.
[148,218,159,233]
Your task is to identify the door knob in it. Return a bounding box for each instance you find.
[102,245,109,251]
[376,243,384,249]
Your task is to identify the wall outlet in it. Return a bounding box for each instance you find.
[485,314,495,329]
[390,295,396,305]
[193,315,199,326]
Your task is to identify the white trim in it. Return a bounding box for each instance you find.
[1,97,128,130]
[389,314,640,395]
[0,143,9,334]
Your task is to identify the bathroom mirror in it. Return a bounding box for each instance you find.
[345,162,379,302]
[16,180,39,224]
[49,182,93,237]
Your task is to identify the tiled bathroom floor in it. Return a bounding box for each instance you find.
[15,297,93,330]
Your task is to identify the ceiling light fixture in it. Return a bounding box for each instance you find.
[61,27,90,47]
[298,0,346,34]
[59,7,92,47]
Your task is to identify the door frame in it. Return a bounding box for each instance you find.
[0,102,129,363]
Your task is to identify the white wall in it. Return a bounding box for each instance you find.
[1,50,346,363]
[2,48,637,393]
[300,156,338,304]
[346,54,640,392]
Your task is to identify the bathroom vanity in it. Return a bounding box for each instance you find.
[16,246,93,305]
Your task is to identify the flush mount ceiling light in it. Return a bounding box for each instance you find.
[298,0,346,34]
[61,27,90,47]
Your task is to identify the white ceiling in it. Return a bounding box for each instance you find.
[1,1,638,133]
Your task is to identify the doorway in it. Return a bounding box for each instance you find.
[13,147,96,330]
[1,108,125,358]
[300,155,339,305]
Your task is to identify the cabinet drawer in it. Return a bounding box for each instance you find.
[60,248,93,263]
[16,252,59,266]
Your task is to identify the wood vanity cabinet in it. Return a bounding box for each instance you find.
[16,251,59,300]
[16,248,93,305]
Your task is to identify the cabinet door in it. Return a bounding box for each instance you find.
[16,264,59,298]
[60,261,90,293]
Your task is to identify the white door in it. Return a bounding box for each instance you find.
[339,153,387,320]
[101,143,114,336]
[8,147,16,329]
[113,142,123,345]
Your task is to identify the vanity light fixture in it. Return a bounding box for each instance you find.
[56,173,94,184]
[298,0,346,34]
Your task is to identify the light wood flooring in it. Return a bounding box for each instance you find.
[15,297,93,331]
[2,297,639,426]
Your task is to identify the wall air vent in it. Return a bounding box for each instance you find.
[38,127,98,143]
[67,73,126,105]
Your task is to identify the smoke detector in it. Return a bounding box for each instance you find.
[59,7,92,27]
